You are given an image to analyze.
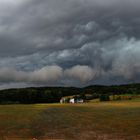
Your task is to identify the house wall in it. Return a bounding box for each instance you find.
[70,98,75,103]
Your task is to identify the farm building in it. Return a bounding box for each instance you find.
[69,98,75,103]
[70,98,84,103]
[60,96,84,104]
[76,98,84,103]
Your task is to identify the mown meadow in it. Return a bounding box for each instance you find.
[0,99,140,140]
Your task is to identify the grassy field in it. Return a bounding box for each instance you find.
[0,99,140,140]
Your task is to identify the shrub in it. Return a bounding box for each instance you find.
[100,94,110,101]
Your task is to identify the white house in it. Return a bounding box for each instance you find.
[69,98,75,103]
[60,96,84,104]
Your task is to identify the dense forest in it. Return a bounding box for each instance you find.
[0,83,140,104]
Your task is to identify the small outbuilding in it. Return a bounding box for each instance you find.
[76,98,84,103]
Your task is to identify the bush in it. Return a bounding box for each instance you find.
[100,94,110,101]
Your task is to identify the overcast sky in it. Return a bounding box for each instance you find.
[0,0,140,88]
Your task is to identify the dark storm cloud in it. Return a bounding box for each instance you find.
[0,0,140,88]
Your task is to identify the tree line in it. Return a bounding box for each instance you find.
[0,83,139,104]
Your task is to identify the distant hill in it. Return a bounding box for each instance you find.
[0,83,140,104]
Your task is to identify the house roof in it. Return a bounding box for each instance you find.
[61,95,78,100]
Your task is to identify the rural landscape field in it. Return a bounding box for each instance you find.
[0,0,140,140]
[0,99,139,140]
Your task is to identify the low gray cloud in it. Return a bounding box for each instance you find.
[0,66,63,84]
[0,65,97,85]
[65,65,96,82]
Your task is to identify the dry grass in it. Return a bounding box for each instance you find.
[0,100,139,140]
